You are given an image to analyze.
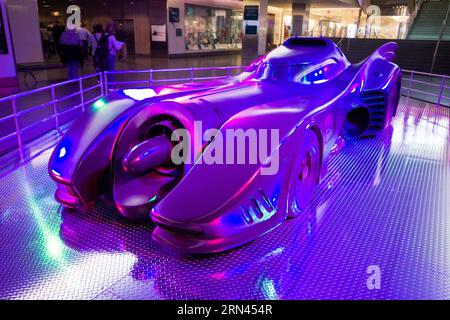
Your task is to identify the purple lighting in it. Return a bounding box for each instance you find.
[123,89,157,101]
[0,98,448,299]
[48,37,403,253]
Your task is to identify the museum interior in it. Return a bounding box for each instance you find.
[0,0,449,300]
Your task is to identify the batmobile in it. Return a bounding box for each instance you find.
[49,37,401,253]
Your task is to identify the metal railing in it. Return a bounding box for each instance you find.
[0,65,448,175]
[104,66,246,93]
[0,72,103,164]
[401,69,450,108]
[0,66,245,173]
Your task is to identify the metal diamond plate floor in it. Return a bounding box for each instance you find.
[0,97,449,300]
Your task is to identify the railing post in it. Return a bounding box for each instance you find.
[104,71,109,94]
[11,95,24,162]
[190,68,194,81]
[51,85,60,134]
[99,72,105,97]
[226,67,231,78]
[150,69,153,87]
[406,71,414,106]
[435,77,445,110]
[79,78,85,112]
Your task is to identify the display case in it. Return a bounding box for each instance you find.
[185,4,243,51]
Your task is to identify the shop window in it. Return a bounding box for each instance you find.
[185,4,243,51]
[307,7,410,40]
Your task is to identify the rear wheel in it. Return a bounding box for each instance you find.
[287,130,321,218]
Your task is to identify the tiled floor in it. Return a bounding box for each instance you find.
[0,98,449,300]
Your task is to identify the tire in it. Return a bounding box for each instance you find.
[287,130,321,218]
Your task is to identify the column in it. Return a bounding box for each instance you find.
[242,0,268,60]
[257,0,268,56]
[292,0,310,36]
[6,0,43,64]
[0,0,18,96]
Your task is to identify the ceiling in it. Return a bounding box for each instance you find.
[269,0,360,9]
[38,0,365,18]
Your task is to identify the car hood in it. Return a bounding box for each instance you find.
[181,78,351,119]
[151,77,357,224]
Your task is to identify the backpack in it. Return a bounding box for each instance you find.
[94,33,111,61]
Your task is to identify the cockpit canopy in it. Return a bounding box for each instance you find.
[254,58,344,84]
[248,37,349,84]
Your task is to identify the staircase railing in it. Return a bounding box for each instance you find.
[303,23,320,36]
[430,0,450,72]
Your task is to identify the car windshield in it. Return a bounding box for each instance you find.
[254,58,342,84]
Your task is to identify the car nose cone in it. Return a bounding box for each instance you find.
[122,136,173,174]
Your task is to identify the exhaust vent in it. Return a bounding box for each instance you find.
[241,207,254,224]
[251,199,264,219]
[241,190,275,224]
[361,91,387,135]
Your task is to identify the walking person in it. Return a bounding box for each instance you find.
[115,23,128,62]
[40,23,50,59]
[59,28,84,80]
[47,27,55,55]
[88,24,104,72]
[52,21,65,60]
[77,22,91,60]
[98,23,124,81]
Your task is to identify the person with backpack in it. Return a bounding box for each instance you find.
[98,23,124,78]
[88,24,104,72]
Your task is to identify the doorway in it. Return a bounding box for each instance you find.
[267,13,275,50]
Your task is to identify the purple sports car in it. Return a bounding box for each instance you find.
[49,37,401,253]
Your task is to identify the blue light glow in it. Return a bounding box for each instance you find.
[59,147,67,158]
[259,277,279,300]
[123,89,157,101]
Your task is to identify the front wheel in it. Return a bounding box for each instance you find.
[287,130,321,218]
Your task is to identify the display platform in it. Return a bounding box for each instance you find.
[0,97,448,300]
